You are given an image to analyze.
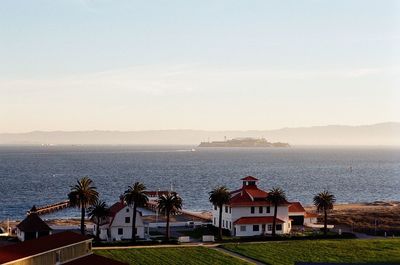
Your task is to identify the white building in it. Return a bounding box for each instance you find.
[97,201,145,241]
[211,176,311,237]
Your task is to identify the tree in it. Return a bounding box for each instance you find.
[209,186,230,240]
[266,187,287,237]
[68,176,99,235]
[124,182,148,242]
[88,199,109,240]
[157,192,182,241]
[313,190,336,236]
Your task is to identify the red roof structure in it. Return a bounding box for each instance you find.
[288,202,306,213]
[0,232,89,264]
[16,212,52,233]
[241,176,259,181]
[228,176,290,207]
[234,216,285,225]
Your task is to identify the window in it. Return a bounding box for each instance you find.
[259,206,263,213]
[214,218,216,225]
[56,251,61,263]
[276,224,282,231]
[86,242,92,252]
[253,225,259,231]
[126,208,129,212]
[229,207,231,213]
[267,224,272,231]
[262,224,266,231]
[240,225,246,232]
[251,207,255,214]
[229,222,232,229]
[225,206,228,213]
[266,206,270,213]
[214,205,217,211]
[118,228,123,235]
[125,217,130,223]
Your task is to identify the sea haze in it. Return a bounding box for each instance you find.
[0,145,399,220]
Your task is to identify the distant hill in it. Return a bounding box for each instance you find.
[0,122,399,146]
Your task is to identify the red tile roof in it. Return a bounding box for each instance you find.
[0,232,90,264]
[241,176,259,181]
[288,202,306,213]
[234,216,285,225]
[244,186,268,199]
[16,213,52,233]
[64,254,127,265]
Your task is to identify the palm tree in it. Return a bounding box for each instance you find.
[313,190,336,236]
[157,192,182,241]
[68,176,99,235]
[209,186,230,240]
[88,199,109,240]
[124,182,148,242]
[266,187,287,237]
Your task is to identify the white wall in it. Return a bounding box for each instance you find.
[98,205,145,241]
[212,204,292,236]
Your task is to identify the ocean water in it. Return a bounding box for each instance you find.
[0,145,399,220]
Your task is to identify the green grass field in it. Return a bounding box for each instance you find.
[95,247,250,265]
[223,239,400,265]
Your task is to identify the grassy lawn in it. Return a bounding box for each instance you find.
[223,239,400,265]
[95,247,250,265]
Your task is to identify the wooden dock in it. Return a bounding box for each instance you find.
[28,200,70,215]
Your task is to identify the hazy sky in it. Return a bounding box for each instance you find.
[1,0,399,133]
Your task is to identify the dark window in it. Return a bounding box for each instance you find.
[125,217,130,223]
[266,206,270,213]
[56,251,61,262]
[253,225,259,231]
[229,207,231,213]
[259,206,263,213]
[276,224,282,231]
[251,207,255,214]
[229,222,232,229]
[126,208,129,212]
[262,224,266,231]
[118,228,123,235]
[214,205,217,211]
[225,206,228,213]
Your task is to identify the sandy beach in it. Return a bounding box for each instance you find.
[305,201,400,235]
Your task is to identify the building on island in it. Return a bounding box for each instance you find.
[97,199,146,241]
[16,206,52,241]
[0,231,125,265]
[211,176,312,237]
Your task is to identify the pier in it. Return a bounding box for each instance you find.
[27,200,70,215]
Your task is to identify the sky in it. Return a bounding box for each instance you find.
[0,0,399,133]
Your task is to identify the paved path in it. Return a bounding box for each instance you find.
[213,246,266,265]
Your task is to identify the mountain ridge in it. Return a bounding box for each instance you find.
[1,122,399,146]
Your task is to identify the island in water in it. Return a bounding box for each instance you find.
[198,137,290,147]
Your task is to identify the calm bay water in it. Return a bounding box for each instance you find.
[0,145,399,220]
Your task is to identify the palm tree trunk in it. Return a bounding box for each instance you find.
[132,204,137,242]
[324,208,328,236]
[272,202,278,237]
[218,205,223,240]
[96,219,100,240]
[81,207,85,235]
[166,210,170,241]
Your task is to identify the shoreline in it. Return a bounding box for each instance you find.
[2,201,400,232]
